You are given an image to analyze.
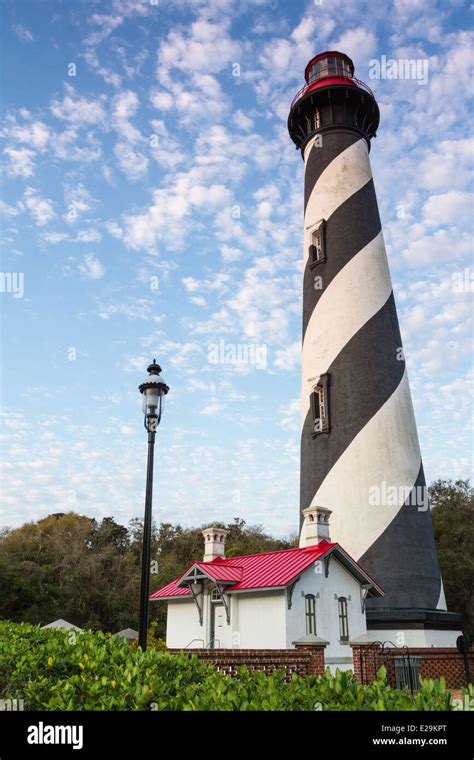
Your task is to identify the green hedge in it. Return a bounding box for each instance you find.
[0,621,469,711]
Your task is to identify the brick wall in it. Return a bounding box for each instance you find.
[168,644,326,680]
[352,644,474,689]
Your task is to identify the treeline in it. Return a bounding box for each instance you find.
[0,514,294,637]
[0,480,472,639]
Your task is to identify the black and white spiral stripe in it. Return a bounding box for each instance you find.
[299,131,444,614]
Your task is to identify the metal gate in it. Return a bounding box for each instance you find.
[359,641,420,692]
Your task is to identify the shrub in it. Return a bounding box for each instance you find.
[0,621,465,711]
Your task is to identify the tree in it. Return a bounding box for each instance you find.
[0,513,294,637]
[430,479,474,640]
[0,513,141,631]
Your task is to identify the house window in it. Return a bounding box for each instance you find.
[309,220,326,267]
[310,374,330,436]
[338,597,349,641]
[210,587,221,603]
[313,109,321,130]
[305,594,316,635]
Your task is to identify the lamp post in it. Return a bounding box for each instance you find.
[138,359,169,650]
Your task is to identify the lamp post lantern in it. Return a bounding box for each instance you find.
[138,359,169,650]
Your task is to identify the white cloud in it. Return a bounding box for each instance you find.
[234,110,254,131]
[201,399,225,415]
[398,275,472,379]
[157,19,240,77]
[0,200,24,217]
[422,191,473,228]
[83,48,122,88]
[84,2,150,46]
[418,139,473,191]
[64,184,96,222]
[12,24,34,42]
[277,398,300,431]
[122,169,233,250]
[114,141,148,180]
[330,26,377,63]
[50,85,107,126]
[98,298,163,321]
[400,228,471,267]
[3,146,35,177]
[148,119,184,169]
[150,90,174,110]
[274,340,301,370]
[40,232,69,245]
[75,229,102,243]
[112,90,142,142]
[78,253,105,280]
[84,13,124,46]
[152,74,230,124]
[105,221,124,239]
[226,256,301,343]
[52,128,102,163]
[2,119,50,149]
[182,273,230,294]
[23,188,55,226]
[136,338,203,369]
[220,244,242,262]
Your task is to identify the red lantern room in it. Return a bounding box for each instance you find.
[305,51,355,87]
[288,50,379,154]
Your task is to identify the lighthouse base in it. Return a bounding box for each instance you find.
[365,608,463,648]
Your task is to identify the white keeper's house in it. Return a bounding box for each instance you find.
[150,505,384,671]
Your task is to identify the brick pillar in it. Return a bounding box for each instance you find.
[293,636,329,676]
[351,642,382,684]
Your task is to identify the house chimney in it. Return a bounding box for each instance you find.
[301,505,332,547]
[202,526,228,562]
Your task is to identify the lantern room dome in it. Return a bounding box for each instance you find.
[304,51,354,83]
[290,50,374,111]
[288,50,379,153]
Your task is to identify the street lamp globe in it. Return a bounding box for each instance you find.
[138,359,169,429]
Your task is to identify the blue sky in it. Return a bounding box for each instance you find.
[0,0,472,535]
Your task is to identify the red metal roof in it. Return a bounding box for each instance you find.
[179,562,243,585]
[151,542,340,599]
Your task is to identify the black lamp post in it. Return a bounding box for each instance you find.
[138,359,169,650]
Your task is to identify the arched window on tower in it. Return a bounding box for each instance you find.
[309,220,326,267]
[311,374,330,436]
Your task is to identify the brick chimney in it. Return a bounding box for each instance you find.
[300,505,332,547]
[202,526,228,562]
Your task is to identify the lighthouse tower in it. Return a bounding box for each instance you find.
[288,52,462,645]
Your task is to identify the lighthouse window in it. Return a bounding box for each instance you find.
[309,220,326,267]
[305,594,317,635]
[309,60,324,82]
[338,597,349,641]
[341,60,351,76]
[311,374,330,436]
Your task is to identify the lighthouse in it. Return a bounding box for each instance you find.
[288,52,462,645]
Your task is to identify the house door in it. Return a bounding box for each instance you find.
[210,602,225,648]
